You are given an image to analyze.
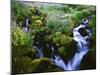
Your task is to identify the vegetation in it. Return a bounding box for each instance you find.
[11,0,96,74]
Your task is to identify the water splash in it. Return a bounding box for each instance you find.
[52,55,67,70]
[33,18,92,71]
[66,21,91,70]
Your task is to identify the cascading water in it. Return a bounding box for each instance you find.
[51,18,92,71]
[66,18,92,70]
[33,17,92,71]
[34,46,44,58]
[51,46,68,70]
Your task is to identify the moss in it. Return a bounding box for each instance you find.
[60,35,73,45]
[74,11,84,22]
[58,39,77,61]
[30,58,63,73]
[88,15,96,49]
[53,33,73,46]
[58,47,67,59]
[12,56,33,74]
[24,48,36,59]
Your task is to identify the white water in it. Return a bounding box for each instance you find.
[52,55,68,70]
[23,18,30,32]
[51,46,68,70]
[33,19,92,71]
[51,20,91,70]
[34,46,44,58]
[66,23,91,70]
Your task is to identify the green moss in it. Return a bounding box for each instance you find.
[58,47,67,58]
[58,39,77,61]
[24,48,36,59]
[12,56,33,74]
[60,35,73,45]
[52,33,73,46]
[30,58,63,72]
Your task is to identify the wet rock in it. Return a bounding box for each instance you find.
[80,49,96,70]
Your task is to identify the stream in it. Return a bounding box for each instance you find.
[33,18,92,71]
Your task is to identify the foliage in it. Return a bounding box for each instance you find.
[12,27,33,57]
[52,32,73,45]
[11,0,32,25]
[11,1,96,73]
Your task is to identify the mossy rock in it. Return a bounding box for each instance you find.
[58,39,77,61]
[55,32,62,37]
[34,20,41,23]
[24,48,36,59]
[12,56,33,74]
[58,46,67,60]
[60,35,73,45]
[81,9,91,17]
[33,16,41,20]
[74,11,84,21]
[52,32,73,46]
[88,15,96,29]
[29,58,63,73]
[53,37,60,44]
[88,15,96,49]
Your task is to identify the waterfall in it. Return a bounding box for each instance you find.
[66,21,92,70]
[51,18,91,71]
[34,46,44,58]
[52,55,67,70]
[33,18,92,71]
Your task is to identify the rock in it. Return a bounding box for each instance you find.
[78,27,89,37]
[80,49,96,70]
[58,39,77,61]
[30,58,63,73]
[12,56,33,74]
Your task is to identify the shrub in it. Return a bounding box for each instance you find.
[45,14,67,32]
[12,27,33,57]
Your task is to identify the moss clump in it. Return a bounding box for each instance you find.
[12,56,32,74]
[30,58,63,73]
[53,33,73,46]
[58,39,77,61]
[24,48,36,59]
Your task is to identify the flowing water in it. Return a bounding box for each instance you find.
[33,18,92,71]
[34,46,44,58]
[65,23,91,70]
